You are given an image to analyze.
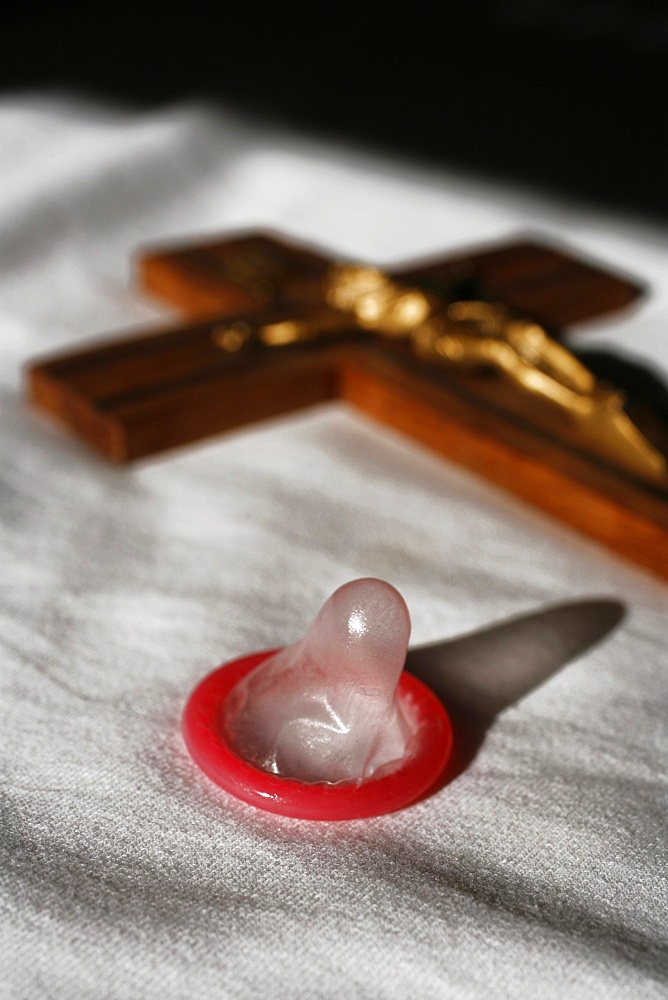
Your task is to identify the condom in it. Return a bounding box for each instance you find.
[182,579,452,820]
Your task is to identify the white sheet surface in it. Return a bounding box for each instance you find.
[1,96,666,1000]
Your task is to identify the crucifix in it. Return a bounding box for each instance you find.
[26,231,668,580]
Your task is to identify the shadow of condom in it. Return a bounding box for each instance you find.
[406,598,626,783]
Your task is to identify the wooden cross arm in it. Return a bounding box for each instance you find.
[27,315,350,461]
[138,229,642,330]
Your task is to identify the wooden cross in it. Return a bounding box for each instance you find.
[26,231,668,580]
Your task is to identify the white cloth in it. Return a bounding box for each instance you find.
[1,96,666,1000]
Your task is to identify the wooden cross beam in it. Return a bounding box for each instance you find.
[26,231,668,580]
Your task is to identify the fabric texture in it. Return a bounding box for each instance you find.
[0,96,666,999]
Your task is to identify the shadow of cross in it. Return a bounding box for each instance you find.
[406,598,626,783]
[26,230,668,581]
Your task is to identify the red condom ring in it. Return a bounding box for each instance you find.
[182,649,453,820]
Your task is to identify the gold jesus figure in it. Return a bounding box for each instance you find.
[213,262,666,485]
[329,266,667,484]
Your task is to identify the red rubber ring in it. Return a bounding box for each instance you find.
[182,649,453,820]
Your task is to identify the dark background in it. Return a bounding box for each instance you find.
[2,0,667,221]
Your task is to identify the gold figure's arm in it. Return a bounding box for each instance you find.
[211,307,359,355]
